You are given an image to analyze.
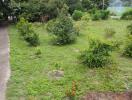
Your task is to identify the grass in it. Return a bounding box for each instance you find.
[7,20,132,100]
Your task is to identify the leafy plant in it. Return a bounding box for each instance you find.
[79,38,116,68]
[91,11,100,21]
[91,10,109,21]
[17,17,32,36]
[121,9,132,20]
[17,17,40,46]
[65,81,77,100]
[47,6,78,45]
[123,35,132,57]
[72,10,83,21]
[35,47,42,56]
[24,31,40,46]
[127,23,132,35]
[99,10,109,20]
[54,63,61,70]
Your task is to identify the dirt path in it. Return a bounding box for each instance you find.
[82,92,132,100]
[0,26,10,100]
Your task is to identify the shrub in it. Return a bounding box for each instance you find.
[53,17,77,45]
[47,15,78,45]
[17,17,32,36]
[121,9,132,20]
[79,39,116,68]
[72,10,83,21]
[127,23,132,35]
[91,11,100,21]
[104,28,116,38]
[91,10,109,21]
[19,13,31,21]
[17,18,40,46]
[123,24,132,57]
[123,35,132,57]
[89,8,97,14]
[24,32,40,46]
[47,5,78,45]
[100,10,109,20]
[81,13,91,21]
[46,19,56,33]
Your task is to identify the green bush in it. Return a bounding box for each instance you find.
[91,11,100,21]
[89,8,97,14]
[127,23,132,35]
[72,10,83,21]
[121,9,132,20]
[100,10,109,20]
[91,10,109,21]
[46,19,56,33]
[123,35,132,57]
[19,13,32,21]
[79,39,116,68]
[47,15,77,45]
[17,18,40,46]
[17,17,32,36]
[24,32,40,46]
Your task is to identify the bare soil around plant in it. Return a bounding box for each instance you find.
[81,91,132,100]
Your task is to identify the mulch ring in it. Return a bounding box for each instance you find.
[81,91,132,100]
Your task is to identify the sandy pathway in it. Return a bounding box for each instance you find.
[0,26,10,100]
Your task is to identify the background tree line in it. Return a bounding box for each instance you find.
[0,0,132,22]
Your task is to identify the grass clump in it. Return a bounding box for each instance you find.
[48,16,77,45]
[35,47,42,56]
[104,28,116,38]
[81,13,91,21]
[79,38,116,68]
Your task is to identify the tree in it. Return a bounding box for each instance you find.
[47,5,78,45]
[65,0,83,14]
[82,0,92,11]
[0,0,11,20]
[82,0,109,10]
[10,0,64,22]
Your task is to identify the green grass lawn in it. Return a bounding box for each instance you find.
[7,20,132,100]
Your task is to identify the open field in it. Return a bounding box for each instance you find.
[7,20,132,100]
